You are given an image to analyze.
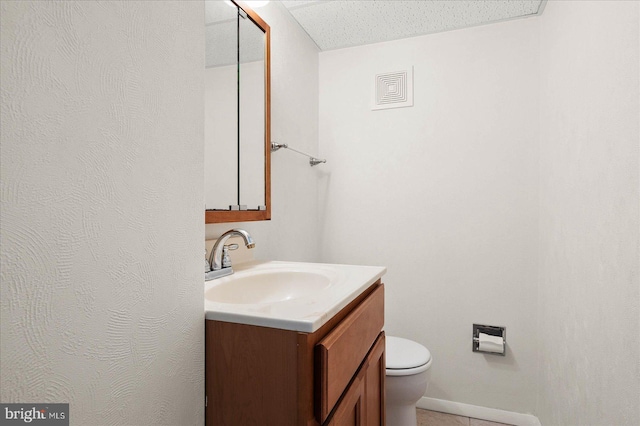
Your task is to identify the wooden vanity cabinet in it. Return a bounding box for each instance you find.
[205,281,385,426]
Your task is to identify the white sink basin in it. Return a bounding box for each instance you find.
[205,270,332,304]
[204,260,386,332]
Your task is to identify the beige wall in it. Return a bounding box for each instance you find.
[318,4,639,421]
[0,1,204,424]
[318,17,540,413]
[538,1,640,424]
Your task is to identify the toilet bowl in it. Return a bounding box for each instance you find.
[385,336,432,426]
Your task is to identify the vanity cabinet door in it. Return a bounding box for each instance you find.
[326,333,385,426]
[364,333,385,425]
[326,374,365,426]
[316,285,384,422]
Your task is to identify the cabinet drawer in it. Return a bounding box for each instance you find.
[316,284,384,423]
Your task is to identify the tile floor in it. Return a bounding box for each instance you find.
[417,409,514,426]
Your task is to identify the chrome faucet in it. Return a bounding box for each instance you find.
[206,229,255,281]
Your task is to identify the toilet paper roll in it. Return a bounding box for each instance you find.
[478,332,504,354]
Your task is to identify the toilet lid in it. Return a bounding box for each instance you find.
[386,336,431,369]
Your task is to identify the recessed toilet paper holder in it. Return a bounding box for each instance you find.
[473,324,506,356]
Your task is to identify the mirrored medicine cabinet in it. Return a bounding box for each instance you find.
[204,0,271,223]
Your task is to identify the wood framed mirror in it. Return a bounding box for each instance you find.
[205,0,271,224]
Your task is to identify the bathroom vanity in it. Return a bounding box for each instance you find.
[204,261,386,425]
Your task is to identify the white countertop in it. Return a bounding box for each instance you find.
[204,260,386,332]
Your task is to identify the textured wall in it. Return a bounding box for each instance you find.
[0,1,205,425]
[205,1,322,263]
[318,18,540,413]
[537,1,640,424]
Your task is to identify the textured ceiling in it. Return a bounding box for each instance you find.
[281,0,546,51]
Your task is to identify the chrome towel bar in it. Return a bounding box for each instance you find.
[271,142,326,167]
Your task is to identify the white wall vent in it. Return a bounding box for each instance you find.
[372,66,413,110]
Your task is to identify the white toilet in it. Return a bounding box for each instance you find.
[385,335,432,426]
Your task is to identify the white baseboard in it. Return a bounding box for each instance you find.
[416,397,541,426]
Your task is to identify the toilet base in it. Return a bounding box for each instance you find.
[385,368,430,426]
[386,402,418,426]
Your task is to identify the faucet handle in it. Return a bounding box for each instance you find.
[205,249,211,273]
[221,244,239,269]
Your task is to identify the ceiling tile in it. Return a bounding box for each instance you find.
[282,0,544,50]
